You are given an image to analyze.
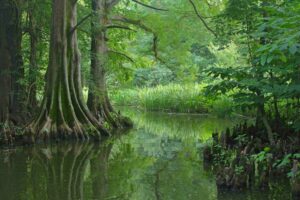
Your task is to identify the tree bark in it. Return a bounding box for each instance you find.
[257,103,275,145]
[87,0,133,129]
[26,0,109,142]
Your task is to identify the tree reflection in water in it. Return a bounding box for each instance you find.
[0,142,113,200]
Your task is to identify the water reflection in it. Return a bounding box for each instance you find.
[31,143,94,200]
[0,109,292,200]
[90,142,112,200]
[0,143,107,200]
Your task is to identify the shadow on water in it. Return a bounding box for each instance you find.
[0,108,292,200]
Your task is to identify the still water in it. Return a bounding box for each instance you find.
[0,109,291,200]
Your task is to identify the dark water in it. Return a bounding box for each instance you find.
[0,109,291,200]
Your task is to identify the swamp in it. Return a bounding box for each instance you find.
[0,0,300,199]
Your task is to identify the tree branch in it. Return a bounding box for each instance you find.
[70,13,92,34]
[107,0,122,9]
[188,0,217,37]
[111,16,163,62]
[108,50,134,63]
[111,16,152,31]
[106,24,136,32]
[204,0,213,8]
[131,0,168,11]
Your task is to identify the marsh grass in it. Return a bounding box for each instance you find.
[110,84,235,116]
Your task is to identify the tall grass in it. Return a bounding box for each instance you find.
[139,84,208,113]
[110,84,235,115]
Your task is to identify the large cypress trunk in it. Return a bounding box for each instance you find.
[87,0,132,129]
[0,0,24,143]
[26,0,109,142]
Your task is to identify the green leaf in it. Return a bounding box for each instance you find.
[260,55,267,65]
[264,147,271,152]
[289,45,298,55]
[267,55,273,63]
[294,153,300,159]
[280,54,287,63]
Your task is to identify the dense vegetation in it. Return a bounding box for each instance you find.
[1,0,300,198]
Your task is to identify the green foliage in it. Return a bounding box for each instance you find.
[212,144,235,166]
[234,165,245,175]
[133,66,175,87]
[103,0,224,86]
[21,0,52,100]
[265,153,300,180]
[252,150,273,164]
[274,154,292,169]
[208,95,235,117]
[205,0,300,132]
[234,134,247,146]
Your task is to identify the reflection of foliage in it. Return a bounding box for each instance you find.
[122,108,237,141]
[108,135,157,200]
[109,127,217,200]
